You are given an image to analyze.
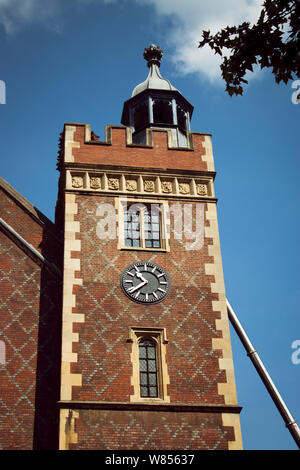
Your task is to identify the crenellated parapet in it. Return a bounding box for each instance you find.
[57,123,215,173]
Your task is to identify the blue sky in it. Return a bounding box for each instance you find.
[0,0,299,450]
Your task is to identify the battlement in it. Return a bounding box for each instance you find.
[58,123,215,173]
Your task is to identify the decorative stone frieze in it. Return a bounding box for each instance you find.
[66,170,213,199]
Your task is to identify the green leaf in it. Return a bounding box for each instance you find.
[199,0,299,97]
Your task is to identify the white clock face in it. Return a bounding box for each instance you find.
[121,261,171,304]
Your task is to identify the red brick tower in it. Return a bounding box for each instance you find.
[57,45,243,450]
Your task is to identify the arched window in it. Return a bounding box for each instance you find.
[128,327,170,402]
[139,338,158,397]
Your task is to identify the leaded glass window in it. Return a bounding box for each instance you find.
[144,205,161,249]
[124,209,141,247]
[139,338,158,398]
[124,203,162,249]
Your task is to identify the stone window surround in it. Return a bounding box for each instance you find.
[127,327,170,404]
[116,197,170,252]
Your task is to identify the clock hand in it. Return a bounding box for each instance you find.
[135,271,147,283]
[127,280,148,293]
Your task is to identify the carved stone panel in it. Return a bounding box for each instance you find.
[161,181,173,194]
[126,179,137,192]
[72,176,83,188]
[178,182,190,194]
[108,178,120,190]
[90,176,101,189]
[144,180,155,192]
[196,183,207,196]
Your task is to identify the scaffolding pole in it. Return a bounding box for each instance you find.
[226,298,300,450]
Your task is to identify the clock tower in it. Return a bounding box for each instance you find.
[56,45,243,450]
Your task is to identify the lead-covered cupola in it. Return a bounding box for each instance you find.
[121,44,194,147]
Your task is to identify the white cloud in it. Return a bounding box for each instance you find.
[0,0,61,33]
[0,0,109,34]
[137,0,262,30]
[136,0,264,84]
[0,0,264,84]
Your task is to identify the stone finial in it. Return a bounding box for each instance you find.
[143,44,163,68]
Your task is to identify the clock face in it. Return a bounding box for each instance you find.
[121,261,171,304]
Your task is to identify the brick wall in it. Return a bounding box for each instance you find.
[69,408,235,450]
[0,184,62,269]
[0,184,62,449]
[70,195,225,405]
[70,125,210,172]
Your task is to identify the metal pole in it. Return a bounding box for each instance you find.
[226,298,300,449]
